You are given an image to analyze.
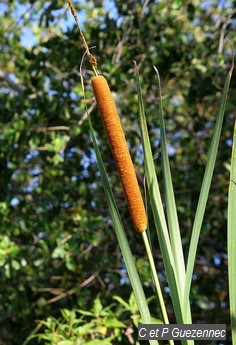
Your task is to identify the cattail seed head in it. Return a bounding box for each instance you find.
[91,75,147,233]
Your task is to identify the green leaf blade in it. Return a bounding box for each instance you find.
[184,50,234,316]
[88,117,158,345]
[153,66,186,301]
[135,65,182,322]
[228,119,236,345]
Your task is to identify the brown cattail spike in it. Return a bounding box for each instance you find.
[91,75,147,233]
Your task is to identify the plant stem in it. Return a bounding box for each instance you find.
[142,231,175,345]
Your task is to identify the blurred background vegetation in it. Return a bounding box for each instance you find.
[0,0,235,344]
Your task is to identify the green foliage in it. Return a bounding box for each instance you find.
[24,295,141,345]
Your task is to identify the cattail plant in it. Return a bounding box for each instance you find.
[67,1,234,344]
[67,2,161,345]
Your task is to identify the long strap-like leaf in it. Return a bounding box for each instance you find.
[88,117,159,345]
[228,118,236,345]
[153,67,186,299]
[135,67,184,324]
[153,67,192,324]
[184,50,234,317]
